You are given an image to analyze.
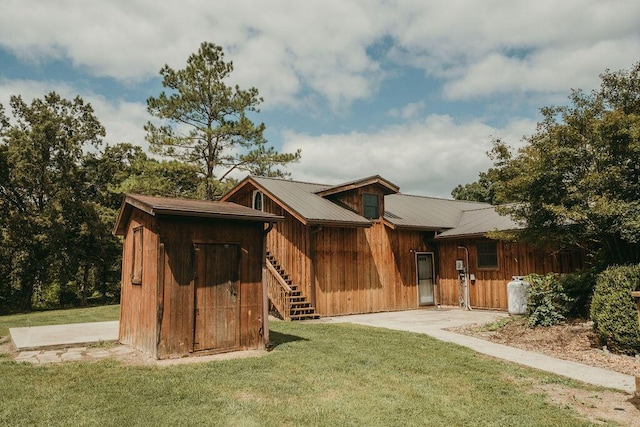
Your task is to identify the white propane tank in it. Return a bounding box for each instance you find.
[507,276,530,315]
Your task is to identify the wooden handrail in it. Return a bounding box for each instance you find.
[265,260,292,321]
[267,261,292,292]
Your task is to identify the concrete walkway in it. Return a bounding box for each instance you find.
[322,308,637,394]
[10,321,119,351]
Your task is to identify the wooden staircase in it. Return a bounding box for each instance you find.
[266,252,319,321]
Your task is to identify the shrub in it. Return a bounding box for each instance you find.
[557,269,597,319]
[525,273,573,327]
[590,264,640,355]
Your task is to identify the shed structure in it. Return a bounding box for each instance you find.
[113,194,282,359]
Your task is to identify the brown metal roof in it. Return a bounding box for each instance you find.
[113,194,283,235]
[384,194,489,230]
[251,176,372,227]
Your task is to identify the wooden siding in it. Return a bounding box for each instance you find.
[119,205,266,359]
[156,217,265,358]
[314,224,432,316]
[118,208,159,358]
[232,187,313,301]
[325,184,387,219]
[437,239,584,310]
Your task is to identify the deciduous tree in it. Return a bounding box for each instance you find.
[483,63,640,267]
[0,92,105,310]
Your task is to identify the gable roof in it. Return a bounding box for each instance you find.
[113,194,283,236]
[315,175,399,197]
[222,175,519,236]
[246,176,372,227]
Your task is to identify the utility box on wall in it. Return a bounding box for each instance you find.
[113,194,282,359]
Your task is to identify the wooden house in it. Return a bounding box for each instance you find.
[113,194,282,359]
[222,175,582,318]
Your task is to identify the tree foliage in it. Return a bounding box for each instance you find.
[145,42,301,200]
[472,63,640,267]
[0,93,106,310]
[451,171,498,204]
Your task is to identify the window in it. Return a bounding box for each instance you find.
[477,241,498,269]
[131,226,143,284]
[363,193,380,219]
[252,191,264,211]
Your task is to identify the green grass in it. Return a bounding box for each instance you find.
[0,307,598,426]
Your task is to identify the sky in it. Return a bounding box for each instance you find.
[0,0,638,198]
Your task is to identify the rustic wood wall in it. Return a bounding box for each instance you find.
[436,239,584,310]
[313,224,432,316]
[118,208,159,358]
[326,184,387,218]
[232,188,313,300]
[156,217,265,358]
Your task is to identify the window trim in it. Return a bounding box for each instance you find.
[252,190,264,211]
[131,226,143,285]
[476,240,499,270]
[362,193,380,220]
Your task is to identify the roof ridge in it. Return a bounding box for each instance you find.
[251,175,331,187]
[391,192,491,205]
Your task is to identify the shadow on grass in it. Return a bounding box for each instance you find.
[268,330,308,350]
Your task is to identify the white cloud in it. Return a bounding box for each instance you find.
[282,113,536,198]
[0,79,148,149]
[1,0,638,109]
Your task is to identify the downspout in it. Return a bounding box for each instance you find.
[457,245,472,310]
[262,222,275,348]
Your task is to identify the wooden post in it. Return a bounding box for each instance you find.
[632,291,640,397]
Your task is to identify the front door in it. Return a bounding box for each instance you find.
[417,253,435,306]
[193,243,240,352]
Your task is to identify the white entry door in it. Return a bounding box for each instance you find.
[417,253,435,305]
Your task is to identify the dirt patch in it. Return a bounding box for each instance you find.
[451,317,640,377]
[454,317,640,426]
[534,383,640,426]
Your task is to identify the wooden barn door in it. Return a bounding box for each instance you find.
[416,253,435,306]
[193,243,240,352]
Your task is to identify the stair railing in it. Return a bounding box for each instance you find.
[266,260,292,321]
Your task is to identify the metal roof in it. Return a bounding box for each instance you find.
[251,176,372,227]
[113,194,283,235]
[315,175,400,197]
[384,194,490,230]
[436,206,523,238]
[225,175,520,235]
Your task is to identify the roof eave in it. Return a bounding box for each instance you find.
[306,219,372,228]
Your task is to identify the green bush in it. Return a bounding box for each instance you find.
[557,270,597,319]
[525,273,573,327]
[590,264,640,355]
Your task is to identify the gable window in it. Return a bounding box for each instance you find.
[363,193,380,219]
[252,191,264,211]
[131,226,143,284]
[477,241,498,269]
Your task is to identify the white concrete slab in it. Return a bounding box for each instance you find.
[10,321,119,351]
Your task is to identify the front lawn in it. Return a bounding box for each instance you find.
[0,307,594,426]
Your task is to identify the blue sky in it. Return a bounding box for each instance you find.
[1,0,638,197]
